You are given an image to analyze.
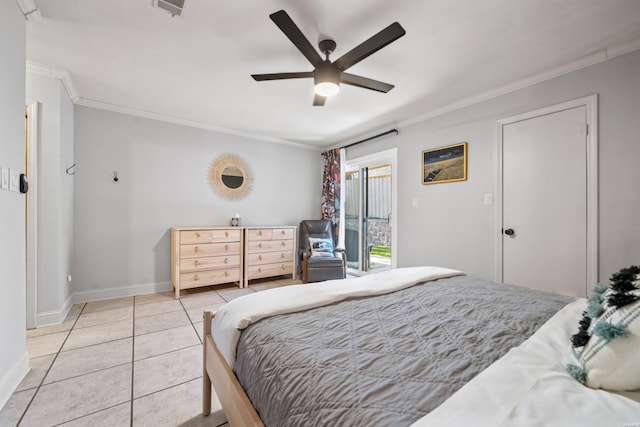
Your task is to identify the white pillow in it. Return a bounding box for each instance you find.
[566,268,640,391]
[308,237,335,258]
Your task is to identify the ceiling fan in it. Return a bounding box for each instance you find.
[251,10,406,106]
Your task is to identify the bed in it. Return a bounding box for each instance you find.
[202,266,640,426]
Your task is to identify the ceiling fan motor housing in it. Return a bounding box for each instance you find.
[314,60,340,86]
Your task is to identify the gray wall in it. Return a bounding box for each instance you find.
[26,72,75,320]
[347,49,640,283]
[73,107,321,297]
[0,1,28,408]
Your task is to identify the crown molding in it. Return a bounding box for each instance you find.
[605,37,640,59]
[15,0,41,21]
[26,61,79,102]
[74,97,317,151]
[395,37,640,132]
[26,59,317,150]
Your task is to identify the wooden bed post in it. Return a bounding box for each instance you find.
[203,310,265,426]
[203,310,213,415]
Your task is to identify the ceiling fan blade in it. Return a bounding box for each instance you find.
[333,22,406,71]
[312,93,326,106]
[252,72,314,81]
[270,10,323,68]
[341,73,394,93]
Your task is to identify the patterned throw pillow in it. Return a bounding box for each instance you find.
[308,237,335,258]
[566,265,640,391]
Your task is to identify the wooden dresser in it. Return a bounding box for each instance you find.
[244,226,296,287]
[171,227,243,298]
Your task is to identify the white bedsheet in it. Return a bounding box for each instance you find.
[412,298,640,427]
[210,266,464,368]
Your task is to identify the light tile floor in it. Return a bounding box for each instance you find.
[1,276,301,427]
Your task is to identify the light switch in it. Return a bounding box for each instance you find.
[9,168,19,192]
[412,198,419,208]
[484,194,493,206]
[1,167,8,190]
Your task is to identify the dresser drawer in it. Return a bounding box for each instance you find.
[179,255,240,272]
[246,228,272,241]
[246,228,295,241]
[246,239,294,254]
[179,268,240,289]
[180,242,240,259]
[247,262,294,279]
[271,228,294,240]
[246,251,293,266]
[180,229,241,245]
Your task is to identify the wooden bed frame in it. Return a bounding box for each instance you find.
[202,310,264,427]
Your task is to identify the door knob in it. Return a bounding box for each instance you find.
[504,228,515,236]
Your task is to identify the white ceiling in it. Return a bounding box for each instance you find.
[26,0,640,149]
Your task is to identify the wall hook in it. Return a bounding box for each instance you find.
[113,171,119,182]
[65,163,76,175]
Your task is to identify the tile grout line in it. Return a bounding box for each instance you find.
[180,296,204,345]
[130,298,136,427]
[179,292,225,426]
[49,401,129,427]
[16,303,87,426]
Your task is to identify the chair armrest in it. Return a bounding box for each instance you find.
[299,248,311,258]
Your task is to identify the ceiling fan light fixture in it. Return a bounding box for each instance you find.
[314,61,340,97]
[314,81,340,97]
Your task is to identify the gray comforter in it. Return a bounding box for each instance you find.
[234,275,573,427]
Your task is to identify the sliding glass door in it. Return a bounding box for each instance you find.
[344,162,392,274]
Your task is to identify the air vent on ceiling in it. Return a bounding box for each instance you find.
[153,0,185,17]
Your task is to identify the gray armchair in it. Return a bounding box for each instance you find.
[299,220,346,283]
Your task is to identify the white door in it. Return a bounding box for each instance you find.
[501,105,591,297]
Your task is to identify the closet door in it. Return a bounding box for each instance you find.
[502,105,588,297]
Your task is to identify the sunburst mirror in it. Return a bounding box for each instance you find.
[208,154,252,199]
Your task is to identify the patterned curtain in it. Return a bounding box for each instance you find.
[321,148,341,243]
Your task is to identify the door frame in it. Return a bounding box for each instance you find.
[344,148,398,272]
[495,94,598,288]
[26,102,39,329]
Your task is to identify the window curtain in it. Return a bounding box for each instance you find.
[321,148,342,244]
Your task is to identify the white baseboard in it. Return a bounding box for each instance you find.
[0,351,29,412]
[36,295,74,327]
[33,281,172,327]
[72,281,172,304]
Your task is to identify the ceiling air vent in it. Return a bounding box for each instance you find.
[153,0,185,17]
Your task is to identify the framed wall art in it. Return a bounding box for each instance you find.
[422,142,467,185]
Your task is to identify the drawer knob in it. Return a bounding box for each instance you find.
[281,264,286,270]
[258,243,262,248]
[194,260,199,266]
[281,253,285,258]
[281,242,285,246]
[224,271,229,277]
[194,246,199,253]
[281,230,285,235]
[225,244,228,251]
[224,257,228,264]
[195,232,200,238]
[225,231,228,237]
[258,267,262,273]
[194,274,199,281]
[258,255,262,261]
[258,231,262,236]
